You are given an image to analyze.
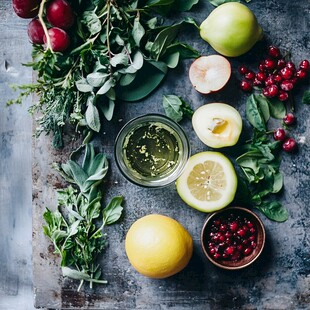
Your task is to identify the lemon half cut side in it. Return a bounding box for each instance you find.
[176,152,238,212]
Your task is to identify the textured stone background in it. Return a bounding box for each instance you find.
[1,0,309,309]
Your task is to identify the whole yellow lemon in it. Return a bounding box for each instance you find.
[125,214,193,279]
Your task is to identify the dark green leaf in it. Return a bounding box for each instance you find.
[119,73,137,86]
[163,95,183,122]
[175,0,199,11]
[254,94,270,122]
[257,201,288,222]
[267,98,286,119]
[164,42,200,59]
[132,17,145,47]
[302,90,310,104]
[246,94,266,131]
[82,144,95,175]
[163,51,180,68]
[117,60,167,101]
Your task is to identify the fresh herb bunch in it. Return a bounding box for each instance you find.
[43,144,123,291]
[8,0,200,148]
[162,94,193,122]
[236,94,288,222]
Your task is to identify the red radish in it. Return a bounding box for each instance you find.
[12,0,41,19]
[27,19,44,44]
[189,55,231,94]
[46,0,75,30]
[43,27,70,52]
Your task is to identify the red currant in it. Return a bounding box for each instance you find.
[240,80,253,92]
[273,128,286,141]
[278,90,289,101]
[282,138,297,152]
[280,67,294,80]
[296,69,307,79]
[277,59,286,69]
[283,112,295,125]
[264,58,276,70]
[245,70,256,80]
[280,80,294,92]
[286,61,296,71]
[268,46,281,58]
[267,84,279,97]
[256,72,267,82]
[238,65,249,75]
[299,60,310,71]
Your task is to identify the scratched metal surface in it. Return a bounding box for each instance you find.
[1,0,310,309]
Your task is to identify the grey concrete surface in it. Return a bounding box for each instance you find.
[0,2,35,310]
[1,0,310,309]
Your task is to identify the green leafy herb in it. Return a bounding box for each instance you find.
[162,95,193,122]
[207,0,251,6]
[43,144,123,291]
[8,0,200,148]
[237,93,289,222]
[302,90,310,104]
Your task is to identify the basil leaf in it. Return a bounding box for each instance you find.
[257,201,288,222]
[255,94,270,122]
[246,94,266,131]
[268,98,286,118]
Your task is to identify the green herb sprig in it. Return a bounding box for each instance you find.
[43,144,123,291]
[8,0,200,148]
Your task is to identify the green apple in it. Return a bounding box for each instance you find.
[200,2,263,57]
[189,55,231,94]
[192,103,242,148]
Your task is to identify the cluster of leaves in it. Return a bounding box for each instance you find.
[207,0,251,7]
[236,94,288,222]
[162,95,193,122]
[43,144,123,291]
[8,0,200,148]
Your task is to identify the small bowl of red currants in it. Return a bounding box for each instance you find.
[201,206,266,270]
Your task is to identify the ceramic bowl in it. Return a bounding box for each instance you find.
[201,206,265,270]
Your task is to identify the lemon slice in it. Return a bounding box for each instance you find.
[176,152,237,212]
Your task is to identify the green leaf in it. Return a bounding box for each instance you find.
[85,97,101,132]
[267,98,286,119]
[302,90,310,104]
[82,144,95,175]
[97,79,115,95]
[163,95,183,122]
[257,201,288,222]
[165,42,200,59]
[132,17,145,47]
[67,160,88,188]
[254,94,270,123]
[120,73,137,86]
[117,60,167,101]
[272,172,283,193]
[103,196,124,225]
[246,94,266,131]
[76,78,93,93]
[163,51,180,68]
[62,266,92,281]
[208,0,241,6]
[175,0,199,11]
[110,53,129,67]
[99,99,115,121]
[132,51,144,70]
[86,72,109,88]
[82,10,102,35]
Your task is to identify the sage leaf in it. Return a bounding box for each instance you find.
[82,143,95,175]
[76,78,93,93]
[208,0,241,6]
[117,60,167,101]
[120,73,137,86]
[132,50,144,70]
[99,99,115,121]
[85,97,101,132]
[62,267,92,281]
[97,79,115,95]
[82,11,101,35]
[110,53,129,67]
[67,160,88,188]
[132,17,145,46]
[86,72,109,88]
[103,196,124,225]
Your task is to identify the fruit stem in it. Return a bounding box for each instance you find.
[38,0,53,52]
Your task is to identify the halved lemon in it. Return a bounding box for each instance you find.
[176,152,237,212]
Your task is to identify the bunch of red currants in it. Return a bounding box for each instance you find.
[12,0,75,52]
[239,46,309,101]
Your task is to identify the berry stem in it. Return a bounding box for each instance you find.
[38,0,53,52]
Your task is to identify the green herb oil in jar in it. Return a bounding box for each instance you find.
[123,122,181,178]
